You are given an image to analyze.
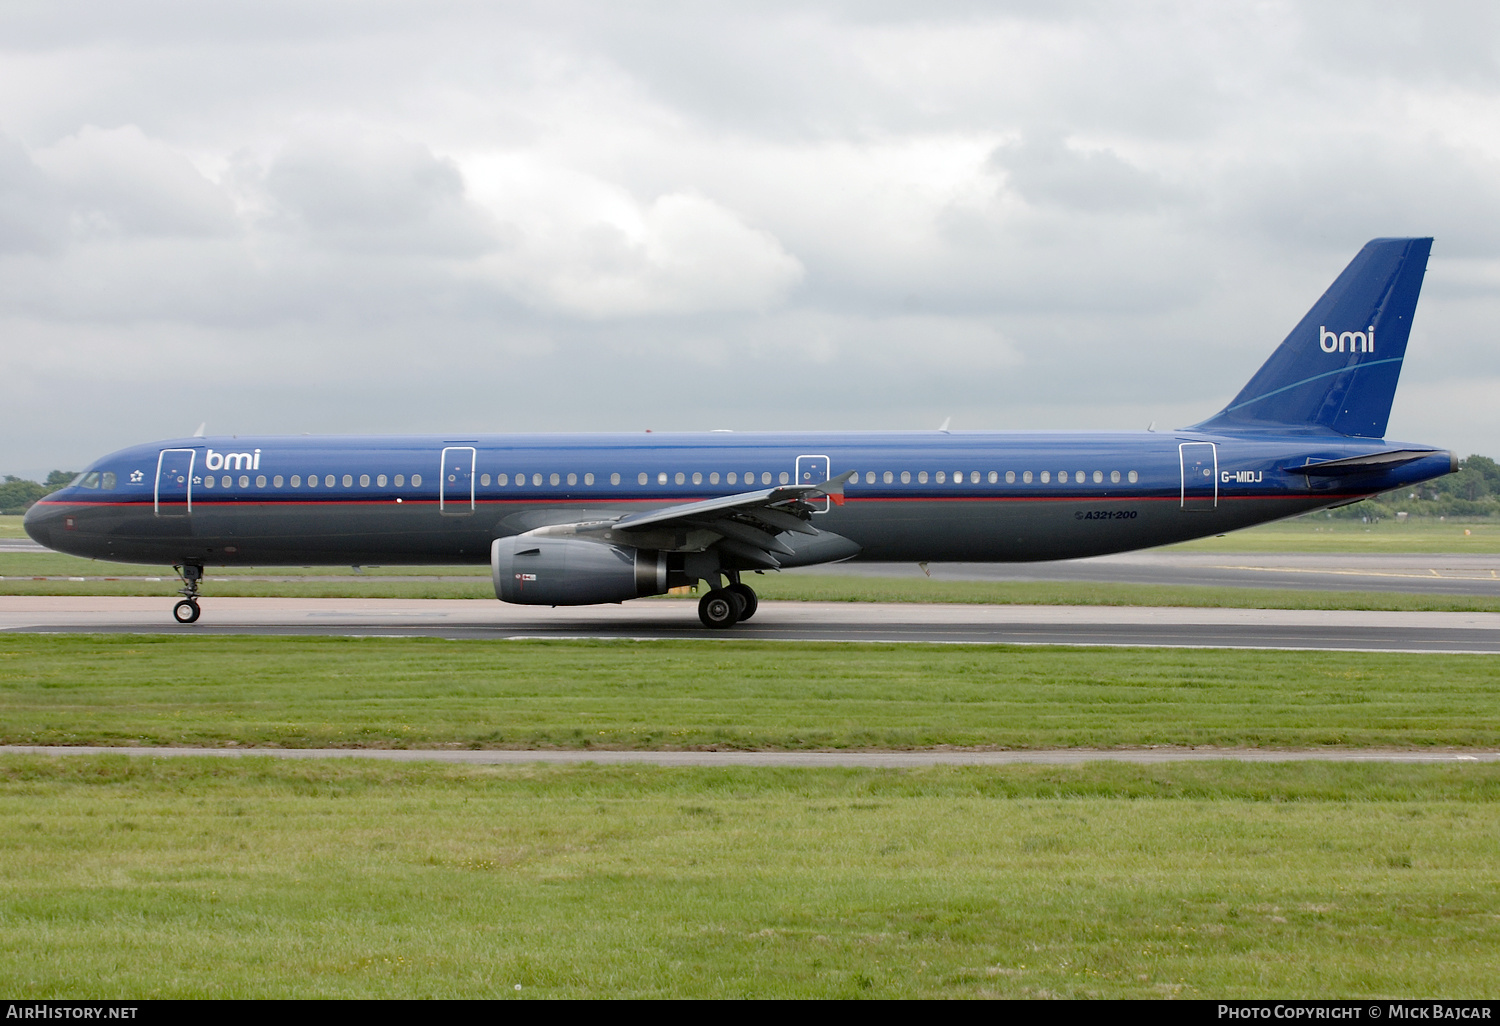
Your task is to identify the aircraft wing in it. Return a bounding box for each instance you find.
[614,470,854,531]
[519,470,858,568]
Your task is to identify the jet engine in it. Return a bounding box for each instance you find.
[491,536,678,605]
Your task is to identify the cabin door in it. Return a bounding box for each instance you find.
[155,448,196,517]
[795,454,831,513]
[439,446,476,515]
[1179,442,1218,511]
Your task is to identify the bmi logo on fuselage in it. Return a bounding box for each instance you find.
[1319,326,1375,354]
[204,448,262,471]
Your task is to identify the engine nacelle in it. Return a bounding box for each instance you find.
[492,536,670,605]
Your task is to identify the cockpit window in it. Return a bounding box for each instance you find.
[78,472,100,489]
[101,472,116,490]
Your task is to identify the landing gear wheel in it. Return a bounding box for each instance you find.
[173,600,201,624]
[698,589,741,629]
[727,583,758,621]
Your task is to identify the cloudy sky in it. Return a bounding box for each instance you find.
[3,1,1499,479]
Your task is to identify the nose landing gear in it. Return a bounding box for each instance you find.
[172,564,203,624]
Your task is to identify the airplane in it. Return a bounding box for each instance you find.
[24,237,1455,628]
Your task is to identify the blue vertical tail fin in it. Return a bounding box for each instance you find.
[1192,237,1432,438]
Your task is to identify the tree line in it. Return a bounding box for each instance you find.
[0,471,78,515]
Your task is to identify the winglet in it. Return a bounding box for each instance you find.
[816,469,856,506]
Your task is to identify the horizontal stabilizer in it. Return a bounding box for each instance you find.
[1283,449,1453,476]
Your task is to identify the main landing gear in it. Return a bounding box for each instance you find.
[172,564,203,624]
[697,581,759,629]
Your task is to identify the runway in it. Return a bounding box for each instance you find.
[3,595,1499,653]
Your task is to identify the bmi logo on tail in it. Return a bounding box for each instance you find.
[1320,326,1374,353]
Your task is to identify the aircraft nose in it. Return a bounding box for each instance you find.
[22,499,55,548]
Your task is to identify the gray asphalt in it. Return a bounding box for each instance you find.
[4,745,1496,766]
[4,596,1499,653]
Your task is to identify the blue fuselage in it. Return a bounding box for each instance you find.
[24,429,1456,567]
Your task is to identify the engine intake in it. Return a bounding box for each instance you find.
[492,536,671,605]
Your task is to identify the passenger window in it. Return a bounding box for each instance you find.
[257,475,267,487]
[639,472,648,485]
[675,472,685,485]
[341,474,352,487]
[935,471,946,483]
[307,475,317,489]
[531,474,541,486]
[360,474,370,487]
[918,471,929,484]
[568,473,577,486]
[1093,471,1103,483]
[550,473,560,486]
[988,471,998,484]
[883,471,893,484]
[480,474,490,486]
[900,471,910,484]
[290,475,300,487]
[412,474,422,487]
[374,474,384,487]
[608,473,618,485]
[709,472,719,485]
[1040,471,1050,483]
[779,472,789,484]
[224,476,233,488]
[1128,471,1138,483]
[692,472,702,485]
[393,474,403,487]
[495,474,507,486]
[1022,471,1032,483]
[658,472,668,485]
[583,473,593,485]
[274,475,284,487]
[1110,471,1120,483]
[867,471,876,484]
[203,476,215,489]
[727,472,737,484]
[325,475,335,487]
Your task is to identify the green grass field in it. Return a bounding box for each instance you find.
[1164,517,1500,553]
[3,636,1496,751]
[2,756,1497,998]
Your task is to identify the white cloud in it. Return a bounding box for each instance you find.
[35,124,237,238]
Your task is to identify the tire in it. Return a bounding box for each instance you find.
[727,583,758,621]
[698,589,740,629]
[173,600,201,624]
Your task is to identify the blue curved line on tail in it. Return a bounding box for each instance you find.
[1220,357,1406,414]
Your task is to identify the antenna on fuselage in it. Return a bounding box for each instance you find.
[193,423,206,437]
